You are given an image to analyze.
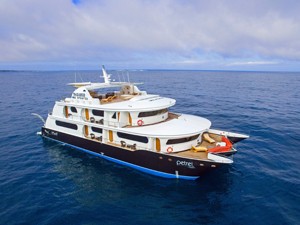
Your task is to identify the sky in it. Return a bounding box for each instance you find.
[0,0,300,71]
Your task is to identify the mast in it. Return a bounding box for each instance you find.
[102,65,111,84]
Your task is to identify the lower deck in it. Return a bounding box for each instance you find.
[41,126,231,180]
[89,131,228,161]
[46,112,233,161]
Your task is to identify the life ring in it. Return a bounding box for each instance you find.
[208,136,233,153]
[167,147,173,153]
[137,120,144,126]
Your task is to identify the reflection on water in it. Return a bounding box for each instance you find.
[43,138,234,224]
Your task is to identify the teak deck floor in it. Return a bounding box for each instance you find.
[174,150,209,160]
[172,133,223,160]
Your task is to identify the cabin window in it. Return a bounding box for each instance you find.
[91,127,102,134]
[166,134,199,145]
[55,120,78,130]
[138,109,168,118]
[112,112,116,119]
[70,107,77,113]
[117,132,148,143]
[92,109,104,117]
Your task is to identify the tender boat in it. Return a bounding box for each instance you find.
[38,66,249,180]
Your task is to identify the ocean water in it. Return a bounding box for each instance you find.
[0,70,299,225]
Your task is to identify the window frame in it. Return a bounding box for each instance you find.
[138,109,168,118]
[117,132,148,143]
[70,106,77,113]
[91,127,103,134]
[166,134,199,145]
[92,109,104,117]
[55,120,78,130]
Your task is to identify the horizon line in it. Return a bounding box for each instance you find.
[1,68,300,73]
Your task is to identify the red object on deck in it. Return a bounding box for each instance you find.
[208,136,233,153]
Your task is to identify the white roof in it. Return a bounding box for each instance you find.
[68,82,142,90]
[119,114,211,138]
[95,94,176,111]
[87,82,143,90]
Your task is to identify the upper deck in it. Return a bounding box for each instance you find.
[52,66,177,128]
[65,66,176,112]
[64,84,176,112]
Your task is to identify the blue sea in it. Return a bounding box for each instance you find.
[0,70,299,225]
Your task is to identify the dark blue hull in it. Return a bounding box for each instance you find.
[41,127,229,180]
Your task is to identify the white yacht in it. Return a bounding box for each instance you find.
[39,66,249,180]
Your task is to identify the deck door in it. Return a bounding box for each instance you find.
[156,138,161,152]
[109,130,113,142]
[85,108,90,121]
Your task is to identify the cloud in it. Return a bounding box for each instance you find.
[227,61,279,66]
[0,0,300,70]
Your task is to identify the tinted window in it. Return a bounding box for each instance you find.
[91,127,102,133]
[92,109,104,117]
[70,107,77,113]
[138,109,168,117]
[55,120,78,130]
[112,112,116,119]
[117,132,148,143]
[166,134,199,145]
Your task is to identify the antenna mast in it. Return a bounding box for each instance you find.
[127,70,130,83]
[101,65,111,84]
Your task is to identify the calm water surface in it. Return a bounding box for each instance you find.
[0,70,299,225]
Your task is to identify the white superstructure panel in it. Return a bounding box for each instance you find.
[119,114,211,138]
[61,95,176,112]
